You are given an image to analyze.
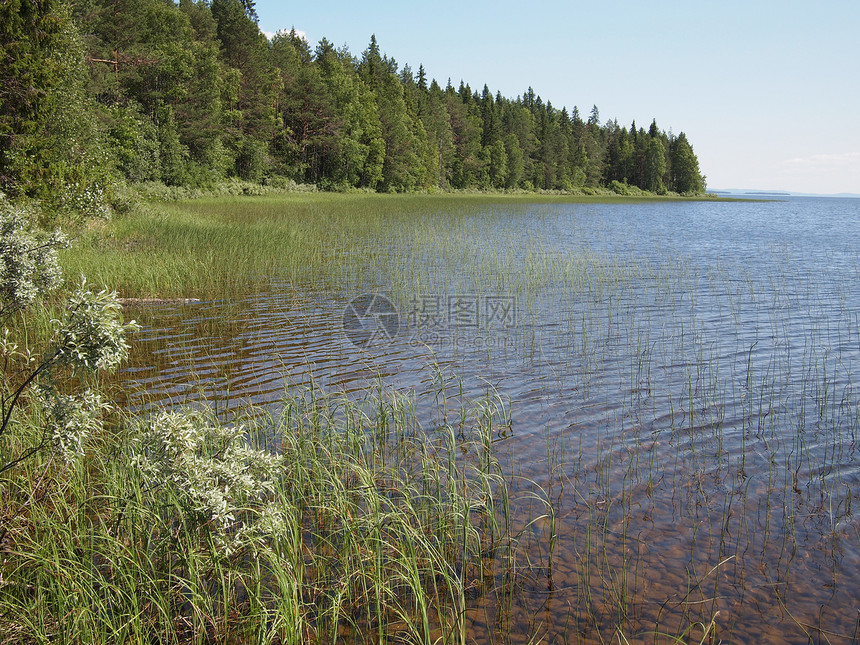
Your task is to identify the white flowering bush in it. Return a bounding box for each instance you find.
[1,200,137,474]
[131,410,283,553]
[0,204,68,320]
[36,387,112,463]
[52,279,135,372]
[56,181,112,221]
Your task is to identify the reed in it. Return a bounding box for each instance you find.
[0,374,534,644]
[10,193,860,643]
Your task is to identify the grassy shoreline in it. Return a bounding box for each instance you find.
[12,191,818,644]
[62,191,724,302]
[1,374,532,644]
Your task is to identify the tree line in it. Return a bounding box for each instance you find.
[1,0,706,215]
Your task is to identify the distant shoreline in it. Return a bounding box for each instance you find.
[713,189,860,199]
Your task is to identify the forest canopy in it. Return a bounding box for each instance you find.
[1,0,706,210]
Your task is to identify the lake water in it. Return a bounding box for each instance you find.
[120,196,860,643]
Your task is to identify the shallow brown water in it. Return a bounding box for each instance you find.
[119,197,860,643]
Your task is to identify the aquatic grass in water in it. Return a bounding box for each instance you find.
[29,194,860,642]
[61,193,691,302]
[0,376,529,644]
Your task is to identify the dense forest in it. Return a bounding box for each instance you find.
[1,0,706,216]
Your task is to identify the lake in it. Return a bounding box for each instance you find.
[120,196,860,643]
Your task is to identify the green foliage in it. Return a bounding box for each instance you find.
[0,0,67,194]
[105,104,162,183]
[671,132,705,194]
[1,202,137,478]
[131,409,281,543]
[1,277,136,436]
[0,376,526,643]
[0,204,67,317]
[486,139,509,189]
[153,103,190,186]
[3,0,707,202]
[610,179,632,195]
[503,134,525,189]
[1,0,114,220]
[52,279,135,372]
[234,136,268,182]
[645,137,667,193]
[361,37,433,191]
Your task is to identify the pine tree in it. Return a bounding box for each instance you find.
[645,137,666,193]
[211,0,277,143]
[447,91,483,188]
[417,79,454,188]
[9,0,708,196]
[272,31,333,183]
[670,132,705,194]
[588,105,600,128]
[360,35,431,191]
[480,84,499,148]
[1,0,109,213]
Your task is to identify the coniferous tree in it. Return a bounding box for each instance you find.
[502,134,524,189]
[315,39,384,188]
[670,132,705,194]
[446,90,483,188]
[418,79,455,188]
[359,36,431,191]
[583,106,605,187]
[211,0,276,176]
[1,0,72,194]
[1,0,109,214]
[645,137,667,193]
[2,0,706,198]
[272,30,332,183]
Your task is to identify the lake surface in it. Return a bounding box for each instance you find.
[120,196,860,643]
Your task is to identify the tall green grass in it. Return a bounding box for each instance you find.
[0,376,522,644]
[23,192,858,643]
[60,193,698,301]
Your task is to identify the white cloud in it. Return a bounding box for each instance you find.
[782,152,860,168]
[264,28,308,42]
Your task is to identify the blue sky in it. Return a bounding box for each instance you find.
[253,0,860,194]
